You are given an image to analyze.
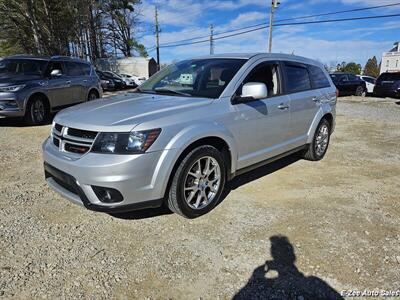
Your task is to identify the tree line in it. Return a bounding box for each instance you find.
[328,56,380,77]
[0,0,147,61]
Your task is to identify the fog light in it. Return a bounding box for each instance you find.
[0,100,18,109]
[92,186,123,203]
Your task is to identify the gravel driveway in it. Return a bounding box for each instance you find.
[0,96,399,299]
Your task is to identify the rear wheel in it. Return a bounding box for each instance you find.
[24,95,49,125]
[167,145,226,218]
[355,86,365,97]
[88,90,99,101]
[302,118,331,161]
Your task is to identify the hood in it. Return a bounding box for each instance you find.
[0,74,43,86]
[55,92,214,132]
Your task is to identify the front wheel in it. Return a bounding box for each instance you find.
[167,145,226,218]
[24,96,49,125]
[302,118,331,161]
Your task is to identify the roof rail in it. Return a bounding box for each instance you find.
[51,55,75,60]
[7,54,50,59]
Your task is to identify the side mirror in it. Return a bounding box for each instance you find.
[232,82,268,104]
[50,69,62,77]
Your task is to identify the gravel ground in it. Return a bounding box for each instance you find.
[0,96,399,299]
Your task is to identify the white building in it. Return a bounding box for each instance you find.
[97,57,157,79]
[116,57,157,79]
[380,42,400,74]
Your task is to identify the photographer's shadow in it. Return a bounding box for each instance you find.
[234,235,344,300]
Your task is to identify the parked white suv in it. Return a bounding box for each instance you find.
[43,53,337,218]
[357,75,376,94]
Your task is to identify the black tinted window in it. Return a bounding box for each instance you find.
[80,63,91,75]
[308,65,330,88]
[0,59,48,75]
[362,77,375,84]
[381,73,400,81]
[330,74,348,82]
[348,74,359,81]
[284,64,311,93]
[65,62,84,76]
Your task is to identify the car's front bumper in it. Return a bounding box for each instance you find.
[0,94,25,117]
[42,138,178,213]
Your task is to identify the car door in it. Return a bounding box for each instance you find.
[227,61,291,169]
[348,74,361,94]
[282,62,319,146]
[45,61,72,109]
[64,61,85,104]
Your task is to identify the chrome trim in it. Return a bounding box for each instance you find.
[52,123,98,155]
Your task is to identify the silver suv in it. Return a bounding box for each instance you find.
[0,55,102,125]
[43,53,337,218]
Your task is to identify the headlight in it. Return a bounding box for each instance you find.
[0,85,26,92]
[91,129,161,154]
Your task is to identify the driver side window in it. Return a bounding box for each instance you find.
[238,62,281,98]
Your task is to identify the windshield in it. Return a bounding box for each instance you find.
[0,59,48,76]
[139,58,247,98]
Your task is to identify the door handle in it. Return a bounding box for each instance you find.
[83,79,88,83]
[277,103,290,110]
[312,96,320,102]
[66,80,71,85]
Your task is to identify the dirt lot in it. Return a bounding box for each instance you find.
[0,95,399,299]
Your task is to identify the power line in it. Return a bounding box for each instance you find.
[159,13,400,48]
[158,2,400,47]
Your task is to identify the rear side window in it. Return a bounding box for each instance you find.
[284,64,311,93]
[80,63,91,76]
[65,62,85,76]
[348,74,359,81]
[308,65,331,88]
[382,73,400,81]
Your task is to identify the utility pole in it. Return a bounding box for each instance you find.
[155,6,161,70]
[209,24,214,55]
[268,0,280,53]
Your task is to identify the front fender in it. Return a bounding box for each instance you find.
[149,122,238,197]
[165,122,238,173]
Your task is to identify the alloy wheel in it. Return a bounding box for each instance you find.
[183,156,221,210]
[315,124,329,157]
[32,100,45,123]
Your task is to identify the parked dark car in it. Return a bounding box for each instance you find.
[330,73,366,97]
[0,55,102,125]
[96,70,125,90]
[96,71,116,91]
[373,72,400,98]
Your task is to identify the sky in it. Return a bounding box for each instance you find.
[137,0,400,67]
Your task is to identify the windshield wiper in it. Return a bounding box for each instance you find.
[134,87,155,94]
[154,87,191,97]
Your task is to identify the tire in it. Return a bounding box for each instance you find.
[167,145,226,218]
[355,86,365,97]
[302,118,331,161]
[88,90,98,101]
[24,95,49,125]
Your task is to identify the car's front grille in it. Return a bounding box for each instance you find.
[52,124,98,155]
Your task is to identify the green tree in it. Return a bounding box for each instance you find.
[337,62,362,75]
[363,56,380,78]
[0,0,147,60]
[104,0,147,57]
